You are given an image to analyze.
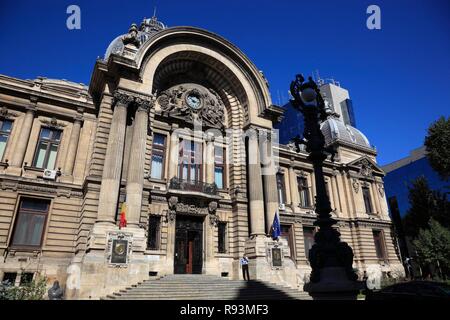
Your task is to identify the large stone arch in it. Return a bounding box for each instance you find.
[128,27,273,129]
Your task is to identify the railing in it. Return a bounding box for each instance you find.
[168,177,218,195]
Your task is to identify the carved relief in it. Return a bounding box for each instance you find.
[166,196,178,223]
[156,84,225,129]
[378,184,385,197]
[40,117,67,129]
[208,201,218,214]
[0,106,18,119]
[359,159,373,177]
[352,178,360,193]
[209,214,219,227]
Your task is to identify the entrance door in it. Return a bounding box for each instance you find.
[174,216,203,274]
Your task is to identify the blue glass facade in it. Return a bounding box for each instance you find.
[340,98,356,127]
[384,156,447,217]
[274,102,305,145]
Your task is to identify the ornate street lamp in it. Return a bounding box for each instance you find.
[290,74,362,299]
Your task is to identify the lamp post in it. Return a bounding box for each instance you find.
[290,74,362,299]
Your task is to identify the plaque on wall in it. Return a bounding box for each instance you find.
[106,232,133,267]
[272,248,282,267]
[111,239,128,264]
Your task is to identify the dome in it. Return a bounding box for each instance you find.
[320,117,373,149]
[104,16,167,60]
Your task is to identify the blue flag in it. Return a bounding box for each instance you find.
[271,210,281,240]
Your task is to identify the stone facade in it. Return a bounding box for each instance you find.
[0,18,403,299]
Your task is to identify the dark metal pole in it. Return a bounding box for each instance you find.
[290,75,358,284]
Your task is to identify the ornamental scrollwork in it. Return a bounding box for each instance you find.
[156,84,225,129]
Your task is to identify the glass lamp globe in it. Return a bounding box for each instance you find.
[301,88,317,103]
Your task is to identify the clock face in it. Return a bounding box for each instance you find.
[186,92,202,109]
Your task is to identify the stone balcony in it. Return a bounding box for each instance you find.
[167,177,220,199]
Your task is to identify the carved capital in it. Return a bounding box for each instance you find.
[135,95,155,113]
[113,90,134,107]
[73,114,84,123]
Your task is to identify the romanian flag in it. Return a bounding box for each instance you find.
[119,202,127,229]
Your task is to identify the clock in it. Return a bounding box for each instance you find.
[185,91,202,109]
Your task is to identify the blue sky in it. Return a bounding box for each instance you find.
[0,0,448,165]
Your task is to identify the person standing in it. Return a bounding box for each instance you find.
[240,255,250,281]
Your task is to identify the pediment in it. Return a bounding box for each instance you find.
[347,156,384,177]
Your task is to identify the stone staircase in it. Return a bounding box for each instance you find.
[103,274,312,300]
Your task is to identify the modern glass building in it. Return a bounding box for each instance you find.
[382,146,448,218]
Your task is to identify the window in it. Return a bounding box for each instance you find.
[281,224,295,258]
[0,119,13,161]
[179,139,202,182]
[33,127,61,169]
[147,216,161,250]
[303,227,316,261]
[218,222,227,253]
[214,146,226,189]
[362,185,373,213]
[2,272,17,285]
[297,177,311,208]
[20,273,34,286]
[373,230,387,260]
[276,172,287,206]
[150,133,166,179]
[11,198,50,248]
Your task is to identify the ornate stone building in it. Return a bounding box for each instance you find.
[0,16,403,299]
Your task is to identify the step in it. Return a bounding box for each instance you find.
[103,275,312,300]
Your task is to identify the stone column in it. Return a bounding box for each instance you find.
[126,97,152,227]
[370,181,381,214]
[330,174,340,212]
[96,91,133,224]
[10,106,35,167]
[261,131,279,234]
[63,116,83,177]
[168,126,180,180]
[205,134,215,184]
[247,128,265,236]
[288,165,299,211]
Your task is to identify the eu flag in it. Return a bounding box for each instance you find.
[271,210,281,240]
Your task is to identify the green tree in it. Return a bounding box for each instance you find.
[0,276,47,300]
[413,219,450,278]
[402,176,450,238]
[424,116,450,181]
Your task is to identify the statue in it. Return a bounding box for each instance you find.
[122,23,141,48]
[48,280,64,300]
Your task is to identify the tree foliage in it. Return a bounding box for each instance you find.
[0,276,47,300]
[424,116,450,181]
[413,219,450,275]
[402,176,450,238]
